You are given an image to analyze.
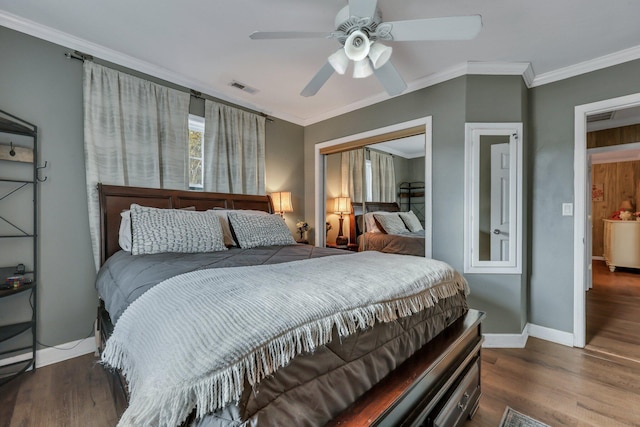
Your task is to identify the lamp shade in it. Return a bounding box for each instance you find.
[353,58,373,78]
[333,197,352,214]
[344,30,370,61]
[328,48,349,75]
[368,42,392,69]
[271,191,293,214]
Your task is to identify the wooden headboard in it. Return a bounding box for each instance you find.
[98,184,273,265]
[349,201,400,238]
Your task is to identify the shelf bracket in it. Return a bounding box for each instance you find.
[36,161,48,182]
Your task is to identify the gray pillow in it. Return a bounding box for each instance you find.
[228,212,297,248]
[208,209,269,247]
[373,213,409,234]
[130,204,227,255]
[399,211,424,232]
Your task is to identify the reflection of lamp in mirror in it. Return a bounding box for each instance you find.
[333,197,351,246]
[271,191,293,218]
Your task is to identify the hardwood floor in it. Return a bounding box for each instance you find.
[1,261,638,427]
[0,354,120,427]
[465,259,640,427]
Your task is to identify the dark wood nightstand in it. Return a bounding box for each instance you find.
[326,243,358,252]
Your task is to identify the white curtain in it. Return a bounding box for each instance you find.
[83,62,190,268]
[341,149,364,203]
[203,100,266,195]
[369,150,396,202]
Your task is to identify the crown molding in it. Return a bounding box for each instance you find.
[531,44,640,88]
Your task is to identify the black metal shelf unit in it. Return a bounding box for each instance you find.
[398,181,425,225]
[0,109,38,387]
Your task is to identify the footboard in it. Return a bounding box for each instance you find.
[329,309,485,427]
[98,301,483,426]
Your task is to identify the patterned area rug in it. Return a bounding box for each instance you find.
[499,407,551,427]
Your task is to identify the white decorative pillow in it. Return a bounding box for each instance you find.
[373,213,409,235]
[208,209,269,247]
[399,211,424,232]
[227,212,296,248]
[119,210,132,251]
[130,204,226,255]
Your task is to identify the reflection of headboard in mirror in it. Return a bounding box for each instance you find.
[350,201,401,238]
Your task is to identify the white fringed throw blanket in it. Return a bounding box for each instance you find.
[101,251,469,427]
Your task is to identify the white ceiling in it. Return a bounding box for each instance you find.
[2,0,640,126]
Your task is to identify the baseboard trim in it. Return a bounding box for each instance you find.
[483,322,575,348]
[482,331,529,348]
[0,337,96,370]
[527,323,574,347]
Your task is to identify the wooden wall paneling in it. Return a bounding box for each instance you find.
[587,124,640,149]
[620,124,640,145]
[592,164,608,257]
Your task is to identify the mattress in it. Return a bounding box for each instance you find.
[96,245,468,426]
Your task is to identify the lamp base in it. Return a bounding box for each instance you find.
[335,235,348,246]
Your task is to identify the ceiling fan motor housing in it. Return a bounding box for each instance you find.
[334,5,383,45]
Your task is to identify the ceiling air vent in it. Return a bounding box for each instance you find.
[230,80,259,95]
[587,111,614,122]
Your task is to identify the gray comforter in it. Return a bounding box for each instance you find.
[96,244,468,426]
[96,245,349,324]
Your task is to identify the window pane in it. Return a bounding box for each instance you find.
[189,130,202,157]
[190,158,202,187]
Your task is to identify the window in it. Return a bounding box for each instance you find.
[189,114,204,189]
[365,159,372,202]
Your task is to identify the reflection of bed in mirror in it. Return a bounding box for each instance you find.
[352,201,425,257]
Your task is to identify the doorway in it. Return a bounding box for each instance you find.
[574,93,640,348]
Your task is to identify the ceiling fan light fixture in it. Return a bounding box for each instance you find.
[328,48,349,75]
[368,42,392,69]
[344,30,371,61]
[353,58,374,78]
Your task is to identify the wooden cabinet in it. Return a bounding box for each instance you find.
[328,310,485,427]
[603,219,640,272]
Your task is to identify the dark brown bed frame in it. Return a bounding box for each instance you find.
[96,184,484,427]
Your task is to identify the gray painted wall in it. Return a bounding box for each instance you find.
[0,26,305,349]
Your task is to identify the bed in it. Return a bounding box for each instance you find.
[352,202,426,257]
[95,184,483,427]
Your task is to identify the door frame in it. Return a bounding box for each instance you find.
[314,117,433,257]
[573,92,640,347]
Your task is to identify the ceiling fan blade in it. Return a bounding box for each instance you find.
[349,0,378,18]
[300,62,335,97]
[385,15,482,41]
[250,31,332,40]
[374,61,407,96]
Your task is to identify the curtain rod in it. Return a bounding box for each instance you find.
[64,50,94,62]
[65,53,273,123]
[191,90,273,122]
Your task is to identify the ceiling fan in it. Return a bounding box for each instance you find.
[250,0,482,97]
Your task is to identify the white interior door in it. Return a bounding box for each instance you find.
[490,143,510,261]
